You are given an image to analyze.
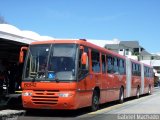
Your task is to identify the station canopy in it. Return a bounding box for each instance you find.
[0,24,119,62]
[0,24,54,62]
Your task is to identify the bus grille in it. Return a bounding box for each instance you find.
[31,90,59,105]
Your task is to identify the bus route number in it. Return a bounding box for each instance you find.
[24,83,36,88]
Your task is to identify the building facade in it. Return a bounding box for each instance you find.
[104,40,160,83]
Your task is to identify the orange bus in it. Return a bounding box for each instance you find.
[20,39,154,111]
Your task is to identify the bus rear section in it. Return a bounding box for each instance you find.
[126,58,154,98]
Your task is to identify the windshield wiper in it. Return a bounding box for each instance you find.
[32,75,36,82]
[30,72,38,82]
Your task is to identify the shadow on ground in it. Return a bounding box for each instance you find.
[23,93,150,118]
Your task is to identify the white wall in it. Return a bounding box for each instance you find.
[140,60,160,66]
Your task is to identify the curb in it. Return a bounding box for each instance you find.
[0,110,26,120]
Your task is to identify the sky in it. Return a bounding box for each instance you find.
[0,0,160,53]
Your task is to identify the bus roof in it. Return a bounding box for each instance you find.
[31,39,126,59]
[30,39,152,68]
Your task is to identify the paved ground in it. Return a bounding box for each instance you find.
[79,87,160,120]
[0,87,160,120]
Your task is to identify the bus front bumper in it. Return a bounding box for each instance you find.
[22,90,78,110]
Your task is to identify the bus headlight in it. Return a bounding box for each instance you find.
[22,92,32,96]
[59,93,73,97]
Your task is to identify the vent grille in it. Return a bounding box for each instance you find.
[32,90,59,105]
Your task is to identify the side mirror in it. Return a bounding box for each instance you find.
[81,52,87,65]
[19,47,28,63]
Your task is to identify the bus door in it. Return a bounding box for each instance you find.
[132,63,141,95]
[141,64,145,94]
[112,57,122,100]
[99,54,108,103]
[77,46,92,107]
[91,50,101,87]
[106,55,117,101]
[101,54,107,88]
[144,66,150,93]
[131,63,137,96]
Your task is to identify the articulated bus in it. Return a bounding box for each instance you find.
[19,39,154,111]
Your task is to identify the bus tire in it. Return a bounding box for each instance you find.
[90,90,99,112]
[119,88,124,103]
[136,87,140,99]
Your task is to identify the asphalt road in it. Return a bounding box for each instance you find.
[14,87,160,120]
[0,87,159,120]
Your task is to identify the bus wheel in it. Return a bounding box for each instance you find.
[136,87,140,99]
[90,91,99,111]
[119,88,124,103]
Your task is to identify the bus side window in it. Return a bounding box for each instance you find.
[132,63,141,76]
[91,50,100,73]
[113,57,119,74]
[149,68,152,78]
[148,68,150,77]
[144,67,146,77]
[150,68,154,78]
[132,63,136,76]
[135,64,138,76]
[138,64,141,76]
[107,55,113,73]
[119,59,125,75]
[102,54,106,73]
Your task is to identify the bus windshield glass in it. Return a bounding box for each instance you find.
[23,44,77,81]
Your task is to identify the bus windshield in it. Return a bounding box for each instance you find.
[23,44,77,81]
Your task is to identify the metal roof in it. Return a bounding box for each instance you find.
[120,41,140,48]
